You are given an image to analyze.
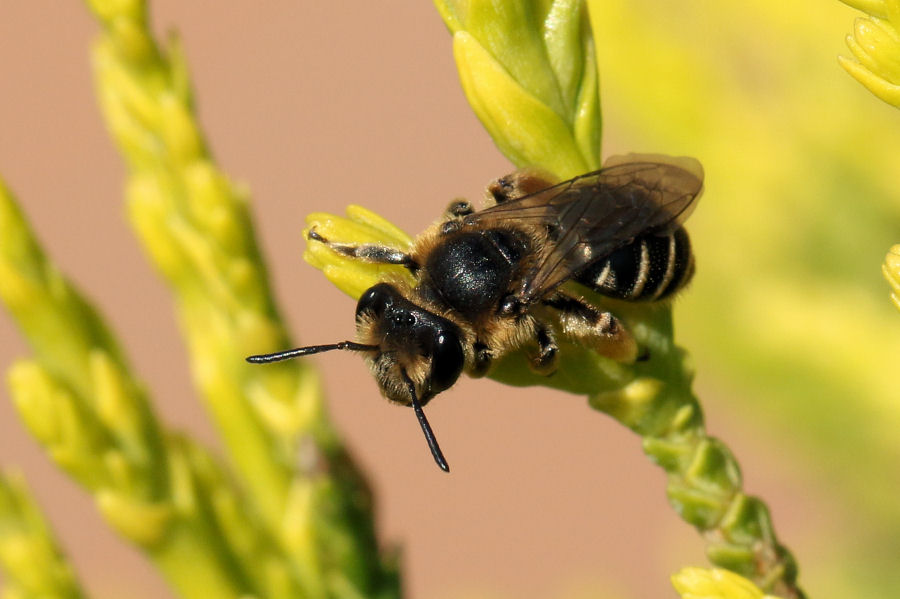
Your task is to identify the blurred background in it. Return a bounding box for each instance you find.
[1,1,898,598]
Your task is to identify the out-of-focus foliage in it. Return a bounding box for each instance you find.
[884,245,900,310]
[0,471,85,599]
[0,1,398,598]
[839,0,900,107]
[587,1,900,597]
[672,568,777,599]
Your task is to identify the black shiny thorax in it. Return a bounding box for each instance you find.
[418,228,531,321]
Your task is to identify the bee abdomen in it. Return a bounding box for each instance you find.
[577,228,693,301]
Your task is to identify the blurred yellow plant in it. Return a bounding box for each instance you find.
[884,245,900,310]
[588,1,900,596]
[672,568,778,599]
[0,1,398,598]
[0,471,85,599]
[839,0,900,107]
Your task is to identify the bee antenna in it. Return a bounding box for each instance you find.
[401,369,450,473]
[246,341,378,364]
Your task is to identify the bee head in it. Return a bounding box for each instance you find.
[355,283,465,406]
[246,281,462,472]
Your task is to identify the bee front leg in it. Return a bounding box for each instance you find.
[543,293,638,363]
[526,320,559,376]
[308,228,419,273]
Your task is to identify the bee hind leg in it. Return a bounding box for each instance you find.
[308,227,419,273]
[486,168,557,205]
[444,199,474,219]
[543,293,638,363]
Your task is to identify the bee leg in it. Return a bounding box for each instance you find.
[445,199,474,219]
[486,168,557,205]
[470,341,493,377]
[543,294,638,363]
[526,321,559,376]
[308,227,419,273]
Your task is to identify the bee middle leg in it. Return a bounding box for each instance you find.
[514,316,559,376]
[527,322,559,376]
[542,293,638,363]
[308,227,419,273]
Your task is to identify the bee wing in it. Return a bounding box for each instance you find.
[466,156,704,303]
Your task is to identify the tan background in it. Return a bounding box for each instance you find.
[0,4,819,599]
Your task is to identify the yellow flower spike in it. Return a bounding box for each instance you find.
[884,244,900,310]
[671,568,778,599]
[0,472,86,599]
[103,450,137,494]
[281,479,314,554]
[91,350,149,462]
[90,8,378,568]
[573,40,601,169]
[0,183,126,397]
[86,0,144,24]
[2,2,395,597]
[281,479,326,597]
[461,3,568,116]
[175,438,307,599]
[848,18,900,79]
[246,375,324,438]
[590,377,666,429]
[166,215,239,308]
[183,163,250,254]
[453,31,589,179]
[126,175,188,280]
[5,362,62,446]
[343,204,414,245]
[159,91,206,164]
[4,169,310,598]
[162,438,196,519]
[99,53,163,140]
[840,0,900,107]
[304,207,416,300]
[435,0,601,176]
[7,361,111,489]
[545,0,588,109]
[842,0,892,15]
[96,489,174,548]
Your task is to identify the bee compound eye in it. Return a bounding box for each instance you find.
[428,330,464,394]
[355,283,394,320]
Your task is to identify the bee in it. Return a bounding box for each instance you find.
[248,154,704,472]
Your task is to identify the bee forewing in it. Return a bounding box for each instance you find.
[466,155,704,303]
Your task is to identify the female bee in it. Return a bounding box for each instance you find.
[248,154,704,472]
